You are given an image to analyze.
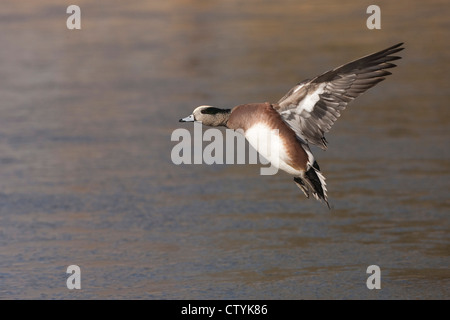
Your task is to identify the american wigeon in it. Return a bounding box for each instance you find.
[180,43,404,208]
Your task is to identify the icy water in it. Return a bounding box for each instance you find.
[0,0,448,299]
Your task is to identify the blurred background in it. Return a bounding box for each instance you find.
[0,0,448,299]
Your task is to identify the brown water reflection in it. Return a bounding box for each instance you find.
[0,0,448,299]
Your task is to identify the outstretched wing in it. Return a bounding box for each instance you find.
[274,43,404,149]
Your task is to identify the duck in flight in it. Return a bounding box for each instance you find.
[180,43,404,208]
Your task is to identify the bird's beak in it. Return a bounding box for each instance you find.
[179,114,195,122]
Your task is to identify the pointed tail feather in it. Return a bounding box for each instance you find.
[294,161,330,209]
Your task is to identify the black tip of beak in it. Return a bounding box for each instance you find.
[179,114,195,122]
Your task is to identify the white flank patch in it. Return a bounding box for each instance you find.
[315,169,328,196]
[245,123,302,176]
[296,83,326,113]
[303,145,316,167]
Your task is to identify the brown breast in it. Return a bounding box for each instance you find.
[227,102,308,171]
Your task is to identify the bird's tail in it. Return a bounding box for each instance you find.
[294,161,330,209]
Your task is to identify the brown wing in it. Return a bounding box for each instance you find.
[275,43,404,149]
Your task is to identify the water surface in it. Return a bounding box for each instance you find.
[0,0,448,299]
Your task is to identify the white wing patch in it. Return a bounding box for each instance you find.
[295,83,326,113]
